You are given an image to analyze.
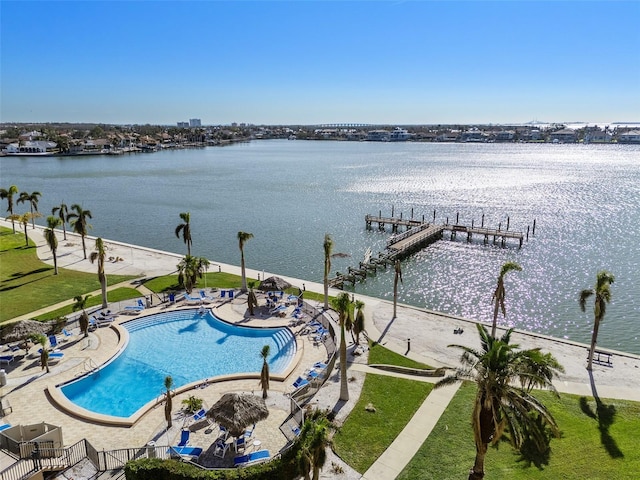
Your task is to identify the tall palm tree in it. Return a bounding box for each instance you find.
[393,260,403,318]
[237,231,254,293]
[175,212,192,256]
[177,255,210,293]
[491,261,522,338]
[164,375,174,429]
[323,234,333,310]
[436,324,564,480]
[353,300,365,345]
[72,294,91,337]
[259,344,270,399]
[90,237,108,309]
[580,270,615,371]
[296,409,332,480]
[52,202,69,240]
[44,216,62,275]
[68,204,93,259]
[7,212,41,246]
[17,190,42,228]
[331,292,352,401]
[0,185,19,233]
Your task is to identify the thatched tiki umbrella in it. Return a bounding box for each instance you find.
[0,319,54,352]
[259,276,292,292]
[206,393,269,438]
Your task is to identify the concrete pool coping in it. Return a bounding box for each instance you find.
[46,305,305,427]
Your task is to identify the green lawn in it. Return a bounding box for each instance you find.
[369,340,432,369]
[0,228,136,322]
[397,382,640,480]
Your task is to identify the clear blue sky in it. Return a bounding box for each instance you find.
[1,1,639,125]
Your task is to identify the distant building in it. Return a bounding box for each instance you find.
[618,130,640,144]
[177,122,189,128]
[549,128,577,143]
[189,118,202,127]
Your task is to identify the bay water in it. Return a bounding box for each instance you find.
[2,140,639,354]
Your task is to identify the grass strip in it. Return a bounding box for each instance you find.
[34,287,141,320]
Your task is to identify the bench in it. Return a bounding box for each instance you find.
[588,349,613,366]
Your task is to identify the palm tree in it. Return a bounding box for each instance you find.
[177,255,210,293]
[17,190,42,229]
[323,234,333,310]
[68,204,93,259]
[90,237,108,309]
[175,212,192,256]
[7,212,41,246]
[44,216,62,274]
[72,294,91,337]
[237,231,254,293]
[259,344,270,399]
[296,409,332,480]
[32,334,50,373]
[164,375,174,429]
[491,261,522,338]
[247,284,258,316]
[331,292,352,401]
[580,270,615,371]
[435,324,564,480]
[0,185,19,233]
[353,300,365,345]
[52,202,69,240]
[393,260,403,318]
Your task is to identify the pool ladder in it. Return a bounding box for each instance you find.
[83,357,99,373]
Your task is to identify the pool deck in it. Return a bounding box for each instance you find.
[2,220,639,479]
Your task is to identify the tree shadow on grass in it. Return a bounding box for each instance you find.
[580,371,624,459]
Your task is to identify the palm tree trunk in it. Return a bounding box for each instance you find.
[62,223,67,240]
[240,248,247,293]
[53,251,58,275]
[491,299,500,338]
[99,272,108,309]
[587,318,601,371]
[81,235,87,259]
[339,321,349,401]
[469,443,487,479]
[23,222,28,246]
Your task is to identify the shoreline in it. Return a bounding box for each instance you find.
[2,220,640,400]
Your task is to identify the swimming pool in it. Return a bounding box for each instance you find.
[59,309,296,418]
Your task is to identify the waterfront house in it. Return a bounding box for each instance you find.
[618,130,640,144]
[4,140,57,154]
[549,128,577,143]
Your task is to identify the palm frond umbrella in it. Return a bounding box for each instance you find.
[0,319,55,351]
[206,393,269,438]
[259,276,292,292]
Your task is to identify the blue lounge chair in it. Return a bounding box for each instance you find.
[228,290,234,299]
[0,423,11,432]
[220,290,227,299]
[313,362,328,370]
[62,328,74,339]
[291,425,301,437]
[199,290,215,302]
[0,355,14,365]
[234,449,270,467]
[48,351,64,363]
[48,335,59,349]
[192,408,206,422]
[292,376,309,389]
[218,424,229,439]
[168,446,203,461]
[177,429,190,447]
[184,293,202,304]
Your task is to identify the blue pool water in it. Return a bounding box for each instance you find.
[60,309,296,418]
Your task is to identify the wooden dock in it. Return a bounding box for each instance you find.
[329,213,531,288]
